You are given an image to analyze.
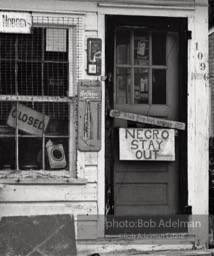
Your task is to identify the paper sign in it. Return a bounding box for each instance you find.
[7,104,49,136]
[0,11,32,34]
[119,128,175,161]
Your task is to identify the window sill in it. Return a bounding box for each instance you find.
[0,170,87,185]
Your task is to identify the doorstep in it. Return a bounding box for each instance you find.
[76,248,214,256]
[77,235,197,256]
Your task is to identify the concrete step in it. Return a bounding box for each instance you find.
[77,249,214,256]
[77,235,196,256]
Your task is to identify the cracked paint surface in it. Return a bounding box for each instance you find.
[0,214,77,256]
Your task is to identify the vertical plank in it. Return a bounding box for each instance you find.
[97,12,105,238]
[188,2,209,246]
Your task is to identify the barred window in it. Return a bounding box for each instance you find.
[0,26,73,171]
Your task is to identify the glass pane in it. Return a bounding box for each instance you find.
[0,60,16,95]
[0,138,15,170]
[116,68,131,104]
[45,28,68,61]
[134,31,149,66]
[116,30,130,65]
[19,137,42,170]
[0,34,16,59]
[17,62,42,95]
[134,68,149,104]
[18,28,43,60]
[44,63,68,96]
[45,138,68,170]
[11,102,68,136]
[152,32,166,65]
[9,102,47,136]
[45,102,69,136]
[152,69,166,104]
[0,102,15,134]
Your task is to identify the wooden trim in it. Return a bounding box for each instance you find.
[178,18,188,214]
[0,170,87,184]
[0,7,86,16]
[0,201,97,216]
[97,13,106,238]
[0,95,73,103]
[98,3,196,10]
[0,178,87,185]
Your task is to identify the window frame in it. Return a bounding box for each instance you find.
[0,15,86,184]
[114,26,171,117]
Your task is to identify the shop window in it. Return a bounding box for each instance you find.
[0,27,72,171]
[115,28,175,106]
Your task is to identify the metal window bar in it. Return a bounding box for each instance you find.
[0,18,76,171]
[0,15,83,173]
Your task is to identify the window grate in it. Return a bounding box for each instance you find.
[0,15,84,172]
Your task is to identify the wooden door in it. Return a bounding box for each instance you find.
[105,16,187,216]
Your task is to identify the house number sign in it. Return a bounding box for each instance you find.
[192,42,209,84]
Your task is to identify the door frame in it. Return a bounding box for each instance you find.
[104,14,188,217]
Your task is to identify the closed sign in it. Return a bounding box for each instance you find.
[119,128,175,161]
[7,104,49,136]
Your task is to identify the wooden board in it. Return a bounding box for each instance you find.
[119,128,175,161]
[110,109,185,130]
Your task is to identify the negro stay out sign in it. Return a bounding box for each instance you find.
[119,128,175,161]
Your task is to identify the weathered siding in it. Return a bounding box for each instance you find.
[0,8,100,241]
[210,30,214,135]
[0,0,209,245]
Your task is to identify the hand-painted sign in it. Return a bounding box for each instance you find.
[119,128,175,161]
[0,12,32,34]
[7,104,49,136]
[110,110,185,130]
[87,38,102,76]
[78,80,102,151]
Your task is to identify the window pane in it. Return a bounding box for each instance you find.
[18,28,43,60]
[152,32,166,65]
[134,68,149,104]
[116,30,130,65]
[134,31,149,66]
[19,137,42,170]
[152,70,166,104]
[17,62,42,95]
[0,60,16,95]
[44,102,69,136]
[0,138,15,170]
[45,28,68,61]
[44,63,68,96]
[0,34,16,59]
[13,102,68,136]
[0,102,15,132]
[116,68,131,104]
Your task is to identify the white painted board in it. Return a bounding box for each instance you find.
[0,11,32,34]
[119,128,175,161]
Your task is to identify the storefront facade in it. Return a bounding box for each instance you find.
[0,0,209,251]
